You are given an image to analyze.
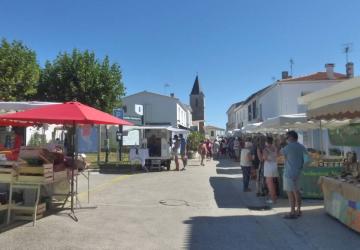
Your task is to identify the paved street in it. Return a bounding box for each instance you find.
[0,158,359,250]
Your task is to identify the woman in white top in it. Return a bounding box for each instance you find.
[262,136,279,203]
[240,141,253,192]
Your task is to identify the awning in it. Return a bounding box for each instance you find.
[241,122,262,133]
[307,97,360,120]
[124,125,189,133]
[258,113,350,132]
[0,101,60,113]
[298,77,360,120]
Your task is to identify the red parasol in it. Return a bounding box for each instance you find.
[0,101,133,221]
[0,101,132,125]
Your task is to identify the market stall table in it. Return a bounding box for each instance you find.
[319,176,360,233]
[0,101,133,222]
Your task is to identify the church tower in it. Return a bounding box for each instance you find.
[190,75,205,132]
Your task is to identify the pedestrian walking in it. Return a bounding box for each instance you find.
[172,135,180,171]
[263,136,279,204]
[255,138,267,197]
[213,139,220,159]
[198,141,207,166]
[179,134,187,170]
[281,131,308,219]
[240,140,253,192]
[234,137,240,161]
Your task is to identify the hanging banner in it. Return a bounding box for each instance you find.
[76,125,99,153]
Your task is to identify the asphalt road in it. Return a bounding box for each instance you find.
[0,158,359,250]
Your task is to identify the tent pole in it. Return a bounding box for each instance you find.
[69,121,78,221]
[319,120,323,159]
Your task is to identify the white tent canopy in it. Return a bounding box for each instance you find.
[0,101,59,113]
[241,122,262,133]
[257,113,351,133]
[298,77,360,120]
[124,125,189,133]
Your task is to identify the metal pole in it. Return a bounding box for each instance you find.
[319,120,323,158]
[105,126,109,163]
[97,125,101,165]
[70,123,75,213]
[118,125,123,161]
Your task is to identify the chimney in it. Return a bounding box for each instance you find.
[281,71,289,79]
[170,93,175,98]
[325,63,335,79]
[346,62,354,78]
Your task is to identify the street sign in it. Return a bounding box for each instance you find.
[113,108,124,119]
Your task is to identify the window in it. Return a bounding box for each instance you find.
[211,131,215,137]
[123,106,127,113]
[248,105,252,121]
[195,99,198,107]
[252,100,257,119]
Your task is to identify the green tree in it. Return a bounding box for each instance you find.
[0,39,40,100]
[187,131,205,151]
[38,49,125,113]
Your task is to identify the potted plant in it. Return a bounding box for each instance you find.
[186,131,205,159]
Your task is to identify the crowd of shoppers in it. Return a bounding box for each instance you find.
[222,131,308,219]
[172,130,308,219]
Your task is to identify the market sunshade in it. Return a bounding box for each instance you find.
[307,97,360,120]
[298,77,360,120]
[0,101,133,126]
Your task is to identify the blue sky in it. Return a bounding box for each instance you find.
[1,0,360,127]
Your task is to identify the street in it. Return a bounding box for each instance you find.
[0,158,359,250]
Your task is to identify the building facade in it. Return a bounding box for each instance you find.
[233,63,350,129]
[122,91,192,128]
[205,125,225,140]
[226,102,242,131]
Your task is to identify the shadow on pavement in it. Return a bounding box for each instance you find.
[216,168,242,175]
[183,209,360,250]
[209,176,247,208]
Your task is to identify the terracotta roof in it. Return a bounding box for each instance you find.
[280,72,347,82]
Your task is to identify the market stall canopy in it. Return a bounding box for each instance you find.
[124,125,189,133]
[0,101,133,126]
[0,101,60,113]
[258,113,350,132]
[298,77,360,120]
[241,122,262,133]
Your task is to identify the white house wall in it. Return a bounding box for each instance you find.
[123,93,177,127]
[123,92,192,128]
[279,81,342,115]
[258,86,280,121]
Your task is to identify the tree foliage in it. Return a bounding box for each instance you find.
[187,131,205,151]
[0,39,40,101]
[38,49,125,113]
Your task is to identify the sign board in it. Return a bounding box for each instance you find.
[113,108,124,119]
[76,125,99,153]
[135,104,143,116]
[124,116,143,126]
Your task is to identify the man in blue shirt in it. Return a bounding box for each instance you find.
[179,134,187,170]
[281,131,308,219]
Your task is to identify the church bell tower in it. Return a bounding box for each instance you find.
[190,75,205,133]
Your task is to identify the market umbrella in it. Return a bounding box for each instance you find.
[0,101,133,220]
[0,101,133,125]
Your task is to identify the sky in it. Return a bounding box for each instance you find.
[1,0,360,128]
